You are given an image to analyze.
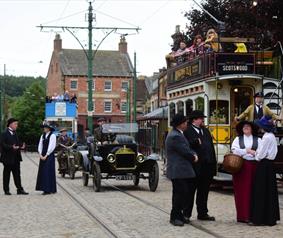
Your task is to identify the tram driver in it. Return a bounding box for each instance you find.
[235,92,281,122]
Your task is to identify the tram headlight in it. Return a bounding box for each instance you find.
[107,154,116,163]
[136,153,145,163]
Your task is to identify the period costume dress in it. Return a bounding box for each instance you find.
[36,130,57,193]
[231,122,261,222]
[250,116,280,226]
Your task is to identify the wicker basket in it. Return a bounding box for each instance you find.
[223,153,244,174]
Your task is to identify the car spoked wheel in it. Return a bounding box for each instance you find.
[148,161,159,192]
[92,161,101,192]
[82,172,89,186]
[68,157,76,180]
[133,173,140,186]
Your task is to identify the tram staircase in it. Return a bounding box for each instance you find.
[262,42,283,120]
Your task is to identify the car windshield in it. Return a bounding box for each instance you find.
[102,123,138,134]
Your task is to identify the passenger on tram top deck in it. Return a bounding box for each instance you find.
[204,28,222,53]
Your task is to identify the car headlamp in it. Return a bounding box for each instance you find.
[107,154,116,163]
[136,153,145,163]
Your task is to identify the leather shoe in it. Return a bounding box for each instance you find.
[4,192,11,195]
[170,219,184,226]
[183,216,191,224]
[17,190,29,195]
[42,192,51,195]
[197,214,215,221]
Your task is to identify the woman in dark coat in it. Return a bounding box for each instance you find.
[251,116,280,226]
[231,121,260,223]
[36,122,57,195]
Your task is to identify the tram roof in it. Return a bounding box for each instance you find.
[138,106,168,121]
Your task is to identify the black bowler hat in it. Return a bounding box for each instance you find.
[188,110,207,120]
[7,118,18,127]
[171,113,187,127]
[236,120,258,136]
[254,92,264,98]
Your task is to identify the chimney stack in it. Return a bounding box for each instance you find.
[54,34,62,52]
[119,35,127,54]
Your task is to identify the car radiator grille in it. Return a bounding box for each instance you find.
[116,154,136,168]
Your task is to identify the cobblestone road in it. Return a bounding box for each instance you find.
[0,152,282,238]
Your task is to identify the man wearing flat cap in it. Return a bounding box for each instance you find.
[184,110,216,221]
[235,92,280,122]
[57,128,74,174]
[166,113,198,226]
[0,118,28,195]
[94,117,108,144]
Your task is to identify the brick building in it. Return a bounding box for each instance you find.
[47,34,134,131]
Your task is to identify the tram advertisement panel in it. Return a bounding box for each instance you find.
[215,53,255,75]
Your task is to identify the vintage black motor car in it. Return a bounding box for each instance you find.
[81,123,159,192]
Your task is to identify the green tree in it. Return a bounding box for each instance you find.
[11,81,45,146]
[184,0,283,49]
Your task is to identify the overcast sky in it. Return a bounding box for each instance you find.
[0,0,196,77]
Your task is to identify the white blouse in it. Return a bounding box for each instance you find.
[38,132,57,156]
[231,135,261,161]
[255,132,278,161]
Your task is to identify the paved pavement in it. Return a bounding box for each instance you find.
[0,152,282,238]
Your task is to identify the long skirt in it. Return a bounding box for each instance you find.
[233,160,257,222]
[35,153,57,193]
[250,159,280,226]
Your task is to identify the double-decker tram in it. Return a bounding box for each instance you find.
[166,39,283,180]
[45,101,78,140]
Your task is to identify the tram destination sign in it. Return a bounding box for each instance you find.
[215,53,255,75]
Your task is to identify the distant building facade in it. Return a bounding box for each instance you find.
[47,34,135,130]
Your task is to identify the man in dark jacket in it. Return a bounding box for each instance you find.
[94,117,108,144]
[166,113,198,226]
[184,110,216,221]
[0,118,28,195]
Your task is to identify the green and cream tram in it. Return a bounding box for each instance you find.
[167,47,283,180]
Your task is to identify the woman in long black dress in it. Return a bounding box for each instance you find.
[36,122,57,195]
[251,116,280,226]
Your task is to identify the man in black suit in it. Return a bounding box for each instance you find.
[0,118,28,195]
[184,110,216,221]
[166,113,198,226]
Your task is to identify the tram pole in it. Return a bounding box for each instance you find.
[215,74,219,176]
[87,1,94,133]
[133,52,137,123]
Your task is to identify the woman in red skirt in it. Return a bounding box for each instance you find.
[231,121,260,223]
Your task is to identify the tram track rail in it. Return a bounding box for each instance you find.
[25,153,120,238]
[103,181,225,238]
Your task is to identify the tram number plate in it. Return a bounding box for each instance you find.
[115,175,133,180]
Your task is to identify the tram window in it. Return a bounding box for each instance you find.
[186,99,193,116]
[169,103,176,120]
[195,97,204,112]
[177,101,184,115]
[209,100,229,124]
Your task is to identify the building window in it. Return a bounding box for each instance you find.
[104,81,112,91]
[121,101,127,113]
[104,101,112,112]
[70,80,77,90]
[121,81,128,91]
[92,79,95,91]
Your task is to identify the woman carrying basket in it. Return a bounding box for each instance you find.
[231,121,261,223]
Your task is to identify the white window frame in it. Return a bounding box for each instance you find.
[121,101,127,113]
[104,80,112,92]
[70,80,78,90]
[121,81,128,92]
[92,79,95,91]
[104,100,112,112]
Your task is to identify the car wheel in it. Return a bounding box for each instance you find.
[82,172,89,186]
[68,157,76,180]
[133,173,140,186]
[92,161,101,192]
[148,161,159,192]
